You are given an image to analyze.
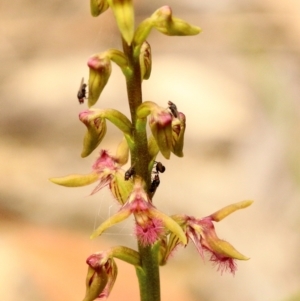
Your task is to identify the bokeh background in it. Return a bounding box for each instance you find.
[1,0,300,300]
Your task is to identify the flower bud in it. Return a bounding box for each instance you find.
[79,108,132,158]
[151,6,201,36]
[171,112,186,157]
[108,0,134,45]
[87,54,112,107]
[149,109,172,159]
[90,0,109,17]
[79,110,107,158]
[84,253,118,300]
[139,41,152,80]
[137,101,173,159]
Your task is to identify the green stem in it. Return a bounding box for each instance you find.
[122,38,161,301]
[122,38,150,186]
[135,244,161,301]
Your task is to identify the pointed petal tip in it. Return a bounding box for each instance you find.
[161,151,171,160]
[211,199,254,222]
[236,254,250,261]
[90,227,104,239]
[90,233,98,240]
[243,200,254,206]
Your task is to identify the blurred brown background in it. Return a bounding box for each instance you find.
[1,0,300,300]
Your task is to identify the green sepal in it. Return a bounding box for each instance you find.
[149,208,187,245]
[83,266,108,301]
[90,207,131,239]
[79,111,107,158]
[107,0,134,45]
[207,239,249,261]
[105,49,132,77]
[100,108,132,135]
[133,18,154,52]
[87,54,112,107]
[139,41,152,80]
[210,200,254,222]
[136,101,157,118]
[147,135,159,165]
[49,173,98,187]
[90,0,109,17]
[171,113,186,157]
[115,138,129,166]
[149,117,172,160]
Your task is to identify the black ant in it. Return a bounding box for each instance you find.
[124,165,135,181]
[150,174,160,193]
[77,77,87,104]
[154,161,165,173]
[149,161,165,196]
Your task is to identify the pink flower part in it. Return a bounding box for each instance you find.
[87,56,104,70]
[90,175,112,195]
[203,246,237,275]
[126,178,151,210]
[125,178,167,246]
[86,253,104,270]
[149,110,172,128]
[135,218,166,246]
[186,216,238,275]
[90,177,187,244]
[92,150,118,172]
[128,195,150,212]
[90,150,119,195]
[79,110,93,125]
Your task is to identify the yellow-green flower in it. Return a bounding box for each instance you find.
[83,252,117,301]
[91,177,187,246]
[50,148,133,205]
[165,201,253,274]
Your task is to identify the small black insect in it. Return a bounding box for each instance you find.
[124,165,135,181]
[154,161,166,173]
[150,174,160,193]
[77,77,87,104]
[168,100,178,118]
